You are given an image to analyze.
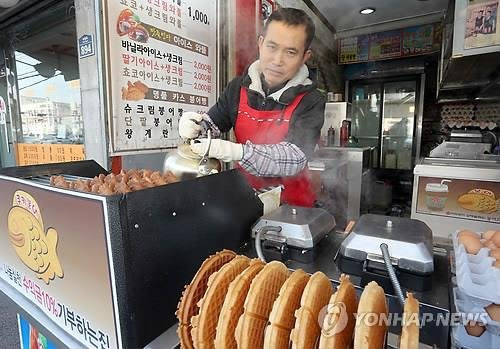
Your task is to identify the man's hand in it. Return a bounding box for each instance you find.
[178,112,204,139]
[190,139,243,162]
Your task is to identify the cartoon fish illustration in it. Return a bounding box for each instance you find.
[457,189,497,214]
[7,191,63,284]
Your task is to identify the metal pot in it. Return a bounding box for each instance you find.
[163,131,221,180]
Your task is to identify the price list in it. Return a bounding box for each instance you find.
[105,0,217,153]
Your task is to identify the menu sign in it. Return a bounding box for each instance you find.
[339,23,441,64]
[416,176,500,223]
[104,0,218,154]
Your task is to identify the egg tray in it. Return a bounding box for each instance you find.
[452,325,500,349]
[453,288,500,336]
[451,288,500,349]
[452,231,500,304]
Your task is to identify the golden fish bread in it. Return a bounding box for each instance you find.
[319,274,358,349]
[215,259,265,349]
[190,256,250,349]
[176,250,236,349]
[7,206,63,284]
[399,293,420,349]
[291,271,333,349]
[264,269,310,349]
[457,189,497,213]
[354,281,388,349]
[235,261,289,349]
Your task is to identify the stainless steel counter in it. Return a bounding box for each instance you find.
[309,147,373,229]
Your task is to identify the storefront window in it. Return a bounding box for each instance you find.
[15,51,82,144]
[4,0,85,165]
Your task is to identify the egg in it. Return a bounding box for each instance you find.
[490,250,500,259]
[484,240,499,251]
[459,235,483,255]
[458,230,480,239]
[483,230,496,240]
[485,304,500,323]
[492,232,500,248]
[464,321,486,337]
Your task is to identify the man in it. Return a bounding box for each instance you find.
[178,7,325,207]
[484,10,495,34]
[475,10,485,35]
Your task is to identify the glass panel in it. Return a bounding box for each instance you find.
[381,81,416,170]
[7,1,84,165]
[351,84,381,166]
[15,47,82,144]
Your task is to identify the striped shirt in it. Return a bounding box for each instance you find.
[201,114,307,177]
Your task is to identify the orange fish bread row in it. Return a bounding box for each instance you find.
[50,168,178,195]
[176,250,420,349]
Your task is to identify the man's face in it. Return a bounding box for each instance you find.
[258,21,312,88]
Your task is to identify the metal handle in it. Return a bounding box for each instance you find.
[380,243,405,307]
[255,225,283,262]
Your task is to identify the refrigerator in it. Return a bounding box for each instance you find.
[349,77,423,170]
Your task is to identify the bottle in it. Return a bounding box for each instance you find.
[385,150,397,169]
[327,127,335,146]
[340,120,349,147]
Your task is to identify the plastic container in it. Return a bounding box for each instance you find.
[452,230,500,304]
[452,324,500,349]
[452,288,500,349]
[384,150,397,169]
[257,186,282,215]
[454,288,500,336]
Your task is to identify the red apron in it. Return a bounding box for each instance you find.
[234,88,316,207]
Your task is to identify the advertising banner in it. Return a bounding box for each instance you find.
[339,23,441,64]
[0,177,120,348]
[416,176,500,223]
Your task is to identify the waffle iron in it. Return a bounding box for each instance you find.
[337,214,434,292]
[251,205,336,263]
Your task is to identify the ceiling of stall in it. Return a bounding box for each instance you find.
[310,0,449,35]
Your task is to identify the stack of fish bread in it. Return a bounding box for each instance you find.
[50,168,178,195]
[177,250,420,349]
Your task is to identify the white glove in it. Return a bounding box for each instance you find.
[190,139,243,162]
[179,112,204,139]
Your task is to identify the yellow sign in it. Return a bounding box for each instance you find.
[17,143,85,166]
[7,190,64,284]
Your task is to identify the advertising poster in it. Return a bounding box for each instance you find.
[369,30,402,60]
[339,37,358,64]
[357,35,370,61]
[416,176,500,223]
[465,0,500,49]
[18,314,58,349]
[0,177,120,348]
[402,24,440,56]
[338,24,441,64]
[105,0,218,154]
